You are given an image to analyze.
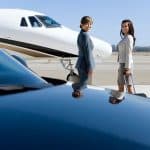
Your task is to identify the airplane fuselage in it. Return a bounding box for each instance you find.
[0,9,112,58]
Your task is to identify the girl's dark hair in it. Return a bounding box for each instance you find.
[80,16,93,28]
[120,19,136,46]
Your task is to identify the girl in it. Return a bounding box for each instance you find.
[117,19,136,94]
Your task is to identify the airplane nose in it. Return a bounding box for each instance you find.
[92,37,112,59]
[98,42,112,58]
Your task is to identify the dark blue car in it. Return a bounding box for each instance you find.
[0,50,150,150]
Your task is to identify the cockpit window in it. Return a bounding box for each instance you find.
[36,15,61,28]
[20,17,28,27]
[28,16,42,27]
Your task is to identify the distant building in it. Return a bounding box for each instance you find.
[112,45,117,52]
[112,45,150,52]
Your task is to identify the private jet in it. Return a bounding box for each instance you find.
[0,8,112,81]
[0,8,112,58]
[0,50,150,150]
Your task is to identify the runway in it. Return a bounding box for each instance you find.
[27,52,150,97]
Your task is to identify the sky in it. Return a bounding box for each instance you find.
[0,0,150,46]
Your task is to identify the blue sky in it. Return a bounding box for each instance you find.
[0,0,149,46]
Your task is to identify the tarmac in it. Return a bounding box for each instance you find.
[26,52,150,97]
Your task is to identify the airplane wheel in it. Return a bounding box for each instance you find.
[12,55,28,67]
[66,72,79,83]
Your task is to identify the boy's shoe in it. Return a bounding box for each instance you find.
[72,90,82,98]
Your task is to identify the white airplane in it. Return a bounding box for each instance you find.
[0,9,112,58]
[0,9,112,81]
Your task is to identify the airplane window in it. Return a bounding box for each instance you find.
[28,16,42,27]
[36,15,61,28]
[20,17,28,27]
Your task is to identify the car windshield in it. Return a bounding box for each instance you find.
[36,15,61,28]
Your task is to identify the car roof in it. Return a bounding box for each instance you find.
[0,50,48,89]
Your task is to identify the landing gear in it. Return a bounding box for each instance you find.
[61,58,79,83]
[66,71,79,83]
